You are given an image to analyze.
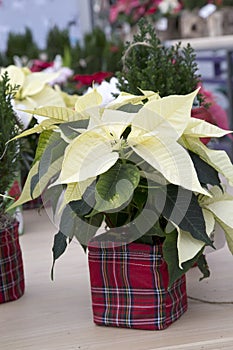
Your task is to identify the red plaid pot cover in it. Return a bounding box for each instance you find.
[88,241,187,330]
[0,220,25,303]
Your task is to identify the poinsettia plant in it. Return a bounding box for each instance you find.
[0,65,67,128]
[72,71,113,89]
[8,86,233,285]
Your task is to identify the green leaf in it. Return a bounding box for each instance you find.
[63,179,94,206]
[144,219,166,237]
[30,172,40,198]
[162,230,205,286]
[7,161,39,210]
[182,136,233,187]
[197,254,210,281]
[73,213,104,247]
[51,231,68,280]
[117,103,143,113]
[59,206,76,239]
[58,205,103,248]
[30,131,67,197]
[42,184,64,217]
[133,208,160,237]
[31,157,63,198]
[94,162,140,212]
[33,129,54,164]
[69,183,96,216]
[162,230,184,286]
[189,151,220,187]
[105,211,129,227]
[69,199,93,217]
[134,235,155,245]
[153,184,213,246]
[38,135,67,179]
[59,119,89,139]
[132,186,148,212]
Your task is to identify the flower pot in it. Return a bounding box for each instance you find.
[0,220,25,303]
[88,241,187,330]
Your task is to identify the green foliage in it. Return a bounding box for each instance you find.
[0,72,22,217]
[20,118,39,182]
[221,0,233,5]
[152,184,213,245]
[80,27,107,73]
[116,19,201,97]
[45,26,71,61]
[162,230,208,286]
[62,27,124,95]
[93,162,140,213]
[0,51,8,68]
[6,27,39,65]
[103,37,125,73]
[182,0,233,9]
[181,0,208,10]
[51,231,68,280]
[189,151,221,187]
[69,27,124,74]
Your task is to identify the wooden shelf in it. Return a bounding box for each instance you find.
[166,35,233,51]
[0,208,232,350]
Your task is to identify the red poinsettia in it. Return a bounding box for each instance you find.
[191,106,214,145]
[72,71,113,87]
[8,180,21,201]
[191,84,232,145]
[198,85,230,131]
[30,59,54,72]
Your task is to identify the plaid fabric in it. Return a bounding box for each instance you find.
[0,220,25,303]
[88,241,187,330]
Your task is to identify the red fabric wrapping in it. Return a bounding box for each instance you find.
[88,241,187,330]
[0,220,25,303]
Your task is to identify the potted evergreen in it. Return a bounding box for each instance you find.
[0,72,25,303]
[116,19,201,97]
[8,23,233,330]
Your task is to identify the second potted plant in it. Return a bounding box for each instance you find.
[0,72,25,303]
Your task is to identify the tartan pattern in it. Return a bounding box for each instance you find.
[0,220,25,303]
[88,241,187,330]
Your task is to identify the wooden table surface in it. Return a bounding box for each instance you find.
[1,208,233,350]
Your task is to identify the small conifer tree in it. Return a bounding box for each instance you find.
[45,26,71,61]
[6,27,39,65]
[116,19,201,98]
[0,72,22,225]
